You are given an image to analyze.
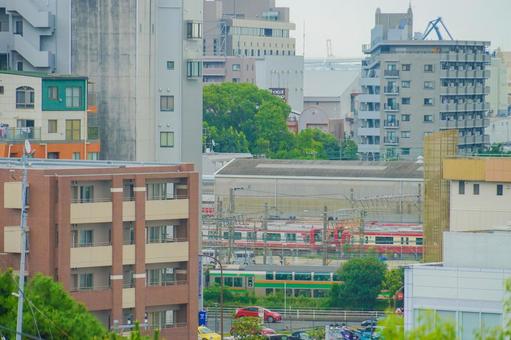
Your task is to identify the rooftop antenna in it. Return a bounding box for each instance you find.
[15,140,31,340]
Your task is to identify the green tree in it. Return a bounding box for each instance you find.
[340,139,358,160]
[230,317,265,340]
[382,268,404,305]
[379,311,456,340]
[330,257,387,310]
[0,269,106,339]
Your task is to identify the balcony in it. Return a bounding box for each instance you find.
[440,102,489,113]
[71,289,112,311]
[123,245,135,265]
[383,86,399,95]
[70,244,112,268]
[13,35,54,68]
[357,127,380,136]
[357,144,381,153]
[145,198,189,221]
[357,110,380,120]
[384,103,399,112]
[123,288,135,309]
[458,135,490,145]
[440,118,489,129]
[70,201,112,224]
[358,93,380,103]
[384,137,399,145]
[360,77,380,86]
[6,0,53,28]
[0,127,41,142]
[383,120,400,128]
[122,201,135,221]
[146,242,189,264]
[146,282,189,306]
[383,70,399,78]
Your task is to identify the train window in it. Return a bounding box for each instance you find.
[313,289,328,297]
[313,273,331,281]
[275,272,292,280]
[416,238,423,245]
[375,236,394,245]
[265,233,281,241]
[400,237,404,245]
[265,288,274,295]
[365,236,369,244]
[314,232,322,242]
[247,232,257,241]
[294,289,311,297]
[333,274,341,281]
[222,232,242,240]
[294,273,312,281]
[286,233,297,242]
[233,277,243,287]
[406,237,409,245]
[214,277,221,285]
[224,277,233,287]
[266,272,274,280]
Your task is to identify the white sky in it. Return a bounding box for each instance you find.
[275,0,511,58]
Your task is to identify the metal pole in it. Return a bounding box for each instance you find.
[263,203,268,265]
[200,254,224,340]
[322,206,328,265]
[16,146,30,340]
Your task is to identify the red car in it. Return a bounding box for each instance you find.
[235,306,282,323]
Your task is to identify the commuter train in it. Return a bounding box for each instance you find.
[202,221,423,256]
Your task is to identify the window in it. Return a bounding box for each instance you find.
[160,96,174,111]
[232,78,240,83]
[497,184,503,196]
[166,61,174,70]
[14,20,23,35]
[87,152,99,160]
[401,114,410,122]
[72,152,81,160]
[186,21,202,39]
[424,64,434,72]
[146,182,174,200]
[473,183,480,195]
[294,273,312,281]
[313,273,331,281]
[247,232,256,241]
[65,87,81,108]
[285,233,296,242]
[160,132,174,147]
[187,60,202,78]
[48,152,59,159]
[65,120,81,141]
[16,62,23,71]
[416,238,423,245]
[72,184,94,203]
[48,120,57,133]
[375,236,394,245]
[222,231,242,240]
[424,98,434,106]
[266,272,274,280]
[16,86,34,109]
[78,273,93,290]
[401,148,410,156]
[48,86,58,100]
[275,272,292,280]
[0,86,4,94]
[401,80,411,88]
[401,97,411,105]
[265,233,281,241]
[424,115,433,122]
[401,131,411,138]
[459,181,465,195]
[424,81,435,89]
[79,230,93,247]
[232,64,241,71]
[402,64,411,71]
[146,225,175,243]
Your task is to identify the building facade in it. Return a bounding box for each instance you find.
[357,8,491,160]
[0,158,199,338]
[0,71,100,159]
[0,1,202,166]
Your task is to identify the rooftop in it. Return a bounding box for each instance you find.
[0,157,181,170]
[218,264,340,273]
[0,70,88,80]
[365,39,491,54]
[216,158,424,179]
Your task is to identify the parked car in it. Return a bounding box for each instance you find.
[235,306,282,323]
[291,330,313,340]
[198,326,221,340]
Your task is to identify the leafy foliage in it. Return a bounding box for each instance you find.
[307,327,326,340]
[0,269,106,339]
[203,83,342,159]
[340,139,358,160]
[230,317,265,340]
[379,311,456,339]
[329,257,387,310]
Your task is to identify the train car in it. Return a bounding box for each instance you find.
[207,265,341,298]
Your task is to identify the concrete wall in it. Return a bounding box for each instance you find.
[488,55,509,116]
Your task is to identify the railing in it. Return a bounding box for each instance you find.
[70,285,111,292]
[383,120,400,128]
[384,137,399,145]
[71,197,112,203]
[146,194,189,201]
[146,280,188,287]
[383,70,399,78]
[146,237,188,244]
[206,306,386,322]
[383,86,399,94]
[383,103,399,111]
[0,127,41,141]
[113,322,187,333]
[71,240,112,248]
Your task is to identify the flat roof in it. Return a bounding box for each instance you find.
[0,70,88,80]
[0,157,181,170]
[365,39,490,54]
[216,158,424,180]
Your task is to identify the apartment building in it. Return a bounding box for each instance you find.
[0,70,100,159]
[0,158,199,338]
[0,1,202,166]
[357,8,491,160]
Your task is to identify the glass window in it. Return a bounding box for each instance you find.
[232,64,241,71]
[79,230,93,246]
[424,115,433,122]
[424,98,434,106]
[402,97,411,105]
[286,233,296,242]
[72,152,81,160]
[481,313,502,331]
[401,131,411,138]
[14,20,23,35]
[313,273,331,281]
[401,81,411,88]
[294,273,312,281]
[497,184,504,196]
[416,238,423,245]
[265,233,281,241]
[265,288,274,295]
[166,61,174,70]
[16,86,34,109]
[65,120,81,141]
[233,277,243,287]
[87,152,99,160]
[160,96,174,111]
[0,86,4,95]
[473,183,479,195]
[401,114,410,121]
[402,64,411,71]
[186,21,202,39]
[79,273,93,290]
[424,81,435,89]
[266,272,274,280]
[459,181,465,195]
[72,184,94,203]
[461,312,479,340]
[65,87,81,108]
[48,119,57,133]
[401,148,410,156]
[275,272,292,280]
[160,132,174,147]
[247,232,256,241]
[375,236,394,245]
[48,86,58,100]
[424,64,434,72]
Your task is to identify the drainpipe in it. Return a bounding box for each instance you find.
[7,144,13,157]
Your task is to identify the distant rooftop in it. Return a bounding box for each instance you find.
[0,70,88,80]
[216,158,424,179]
[0,157,180,170]
[365,39,491,54]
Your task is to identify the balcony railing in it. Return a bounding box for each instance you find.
[383,70,399,78]
[384,137,399,145]
[0,127,41,142]
[383,86,399,95]
[146,237,188,244]
[146,280,188,287]
[71,197,112,203]
[383,120,400,128]
[70,285,111,292]
[384,103,399,111]
[71,240,112,248]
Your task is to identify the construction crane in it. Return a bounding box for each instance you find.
[422,17,454,41]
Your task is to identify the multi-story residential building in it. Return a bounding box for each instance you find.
[0,70,100,159]
[488,50,509,116]
[0,1,202,166]
[0,158,199,338]
[357,8,491,160]
[203,56,256,84]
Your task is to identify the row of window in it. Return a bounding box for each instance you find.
[230,26,290,38]
[232,49,295,57]
[459,181,505,196]
[11,86,82,109]
[387,63,435,73]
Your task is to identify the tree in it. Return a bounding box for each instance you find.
[382,268,404,307]
[330,257,387,310]
[230,317,265,340]
[0,269,106,339]
[379,311,456,340]
[340,139,358,160]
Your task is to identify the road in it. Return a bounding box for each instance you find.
[207,316,359,335]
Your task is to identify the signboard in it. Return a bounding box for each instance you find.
[269,88,288,102]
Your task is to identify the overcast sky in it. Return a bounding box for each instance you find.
[275,0,511,58]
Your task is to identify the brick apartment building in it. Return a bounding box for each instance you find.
[0,158,199,338]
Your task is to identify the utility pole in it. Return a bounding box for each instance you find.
[263,203,268,265]
[359,209,366,258]
[16,141,30,340]
[322,206,328,265]
[216,199,223,248]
